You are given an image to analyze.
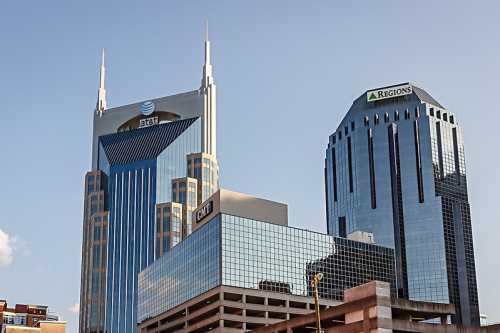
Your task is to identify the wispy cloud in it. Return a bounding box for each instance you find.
[0,229,14,267]
[68,303,80,314]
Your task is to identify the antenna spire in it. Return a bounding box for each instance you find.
[200,21,216,157]
[205,20,209,42]
[204,20,211,66]
[96,48,107,115]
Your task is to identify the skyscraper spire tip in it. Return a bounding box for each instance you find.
[205,20,209,42]
[97,48,107,114]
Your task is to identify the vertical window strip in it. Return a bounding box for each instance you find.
[413,121,425,203]
[436,122,444,181]
[338,216,347,238]
[347,137,353,193]
[324,159,330,231]
[367,129,377,209]
[332,148,338,202]
[387,124,409,298]
[452,128,461,185]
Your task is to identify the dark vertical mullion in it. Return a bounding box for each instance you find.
[413,121,425,203]
[452,128,461,186]
[324,159,330,233]
[388,124,408,299]
[339,216,347,238]
[436,122,444,181]
[368,129,377,209]
[347,137,353,193]
[332,148,338,202]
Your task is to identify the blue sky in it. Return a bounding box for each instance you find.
[0,1,499,332]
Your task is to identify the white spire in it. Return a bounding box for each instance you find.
[202,20,213,87]
[96,48,107,116]
[201,21,216,156]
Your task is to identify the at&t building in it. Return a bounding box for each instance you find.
[78,35,218,333]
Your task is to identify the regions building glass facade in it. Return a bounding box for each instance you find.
[324,83,479,325]
[137,214,395,323]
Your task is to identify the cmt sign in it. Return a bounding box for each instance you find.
[367,84,412,102]
[196,201,213,223]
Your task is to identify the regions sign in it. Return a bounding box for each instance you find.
[367,84,412,102]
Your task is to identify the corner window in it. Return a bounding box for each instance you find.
[394,111,400,121]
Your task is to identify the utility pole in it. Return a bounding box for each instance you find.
[311,272,323,333]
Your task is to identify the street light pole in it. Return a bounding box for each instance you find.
[311,273,323,333]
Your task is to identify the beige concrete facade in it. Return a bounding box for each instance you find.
[156,202,184,256]
[5,321,66,333]
[172,177,199,237]
[186,153,219,206]
[79,171,107,333]
[192,189,288,231]
[250,281,498,333]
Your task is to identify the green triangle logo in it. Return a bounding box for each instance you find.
[368,92,377,101]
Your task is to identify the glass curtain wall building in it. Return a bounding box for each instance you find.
[79,35,219,333]
[99,118,201,333]
[138,213,395,323]
[324,83,479,325]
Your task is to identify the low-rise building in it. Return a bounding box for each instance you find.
[138,189,396,332]
[0,301,58,332]
[250,281,499,333]
[4,321,66,333]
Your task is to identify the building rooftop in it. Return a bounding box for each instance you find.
[359,82,444,109]
[99,117,198,165]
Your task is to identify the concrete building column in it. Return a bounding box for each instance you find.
[264,297,269,321]
[183,307,189,329]
[344,281,393,333]
[285,300,290,320]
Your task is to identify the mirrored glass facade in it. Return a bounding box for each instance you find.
[88,118,202,333]
[138,214,395,324]
[138,217,221,323]
[324,84,479,325]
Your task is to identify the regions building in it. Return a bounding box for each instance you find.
[137,189,396,332]
[78,34,218,333]
[324,83,479,325]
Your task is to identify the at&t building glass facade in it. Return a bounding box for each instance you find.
[79,35,219,333]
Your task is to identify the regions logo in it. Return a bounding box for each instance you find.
[140,101,155,116]
[367,84,413,102]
